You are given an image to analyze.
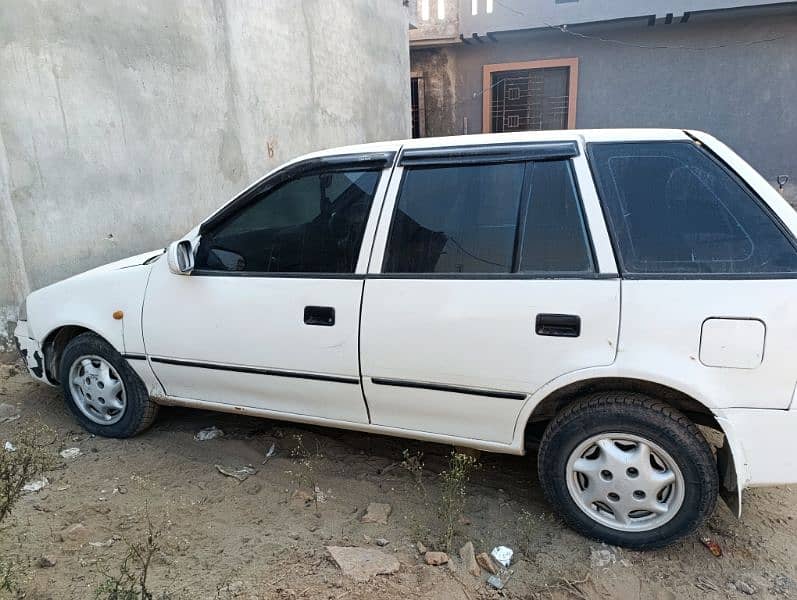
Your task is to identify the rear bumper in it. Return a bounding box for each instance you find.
[13,320,49,384]
[715,407,797,488]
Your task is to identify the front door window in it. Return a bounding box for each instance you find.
[195,169,381,274]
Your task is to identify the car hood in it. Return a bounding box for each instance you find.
[80,248,166,276]
[24,248,166,343]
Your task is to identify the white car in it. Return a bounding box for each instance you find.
[14,129,797,549]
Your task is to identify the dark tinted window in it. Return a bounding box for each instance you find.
[519,160,593,272]
[384,163,524,273]
[196,169,380,273]
[590,142,797,275]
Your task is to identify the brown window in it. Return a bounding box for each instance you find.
[483,58,578,133]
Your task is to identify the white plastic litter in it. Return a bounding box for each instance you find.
[215,464,256,482]
[490,546,513,567]
[59,447,82,459]
[262,443,276,464]
[195,426,224,441]
[3,441,16,452]
[23,477,49,493]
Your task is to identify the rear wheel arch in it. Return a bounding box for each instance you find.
[523,377,722,437]
[522,377,739,508]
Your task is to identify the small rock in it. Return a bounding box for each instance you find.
[194,426,224,441]
[38,555,57,568]
[476,552,498,575]
[774,575,795,594]
[459,542,480,577]
[58,523,89,542]
[375,538,389,547]
[227,580,245,596]
[4,441,16,452]
[361,502,392,525]
[416,542,428,555]
[326,546,400,582]
[291,488,315,505]
[734,580,757,595]
[424,551,449,566]
[590,546,617,569]
[59,447,81,460]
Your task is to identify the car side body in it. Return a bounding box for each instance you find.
[13,128,797,546]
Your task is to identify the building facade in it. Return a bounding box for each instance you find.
[0,0,412,358]
[409,0,796,206]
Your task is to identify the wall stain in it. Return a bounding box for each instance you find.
[49,57,70,150]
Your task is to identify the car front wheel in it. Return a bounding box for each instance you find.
[59,332,158,438]
[538,392,718,549]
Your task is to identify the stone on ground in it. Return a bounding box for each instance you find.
[476,552,498,575]
[57,523,89,542]
[459,541,480,576]
[360,502,392,524]
[424,551,449,566]
[326,546,400,582]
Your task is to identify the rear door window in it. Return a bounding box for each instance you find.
[382,159,594,275]
[383,163,525,274]
[588,141,797,275]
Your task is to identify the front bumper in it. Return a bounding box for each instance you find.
[13,320,48,384]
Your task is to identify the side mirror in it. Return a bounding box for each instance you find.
[167,240,195,275]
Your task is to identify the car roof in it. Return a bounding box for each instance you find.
[298,128,693,161]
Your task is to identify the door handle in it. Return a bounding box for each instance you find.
[535,313,581,337]
[304,306,335,327]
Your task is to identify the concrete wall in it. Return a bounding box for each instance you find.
[411,6,797,204]
[408,0,460,45]
[461,0,792,36]
[0,0,411,357]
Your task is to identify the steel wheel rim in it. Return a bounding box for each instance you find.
[565,432,685,532]
[68,355,127,425]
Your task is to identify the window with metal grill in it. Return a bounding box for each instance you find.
[491,67,571,133]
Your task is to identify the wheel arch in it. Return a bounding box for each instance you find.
[520,376,743,514]
[524,377,721,432]
[41,325,118,385]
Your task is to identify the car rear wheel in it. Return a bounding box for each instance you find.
[59,332,158,438]
[538,392,717,549]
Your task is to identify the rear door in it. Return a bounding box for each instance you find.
[360,142,621,444]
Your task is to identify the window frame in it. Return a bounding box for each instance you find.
[377,145,600,280]
[482,58,579,134]
[586,140,797,280]
[192,152,395,279]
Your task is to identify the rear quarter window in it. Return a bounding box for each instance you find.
[588,141,797,276]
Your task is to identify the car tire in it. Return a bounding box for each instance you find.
[59,332,158,438]
[538,391,717,550]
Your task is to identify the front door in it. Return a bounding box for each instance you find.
[361,150,621,443]
[143,158,390,424]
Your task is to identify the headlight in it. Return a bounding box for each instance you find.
[18,298,27,322]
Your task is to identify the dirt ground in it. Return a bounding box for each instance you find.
[1,363,795,600]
